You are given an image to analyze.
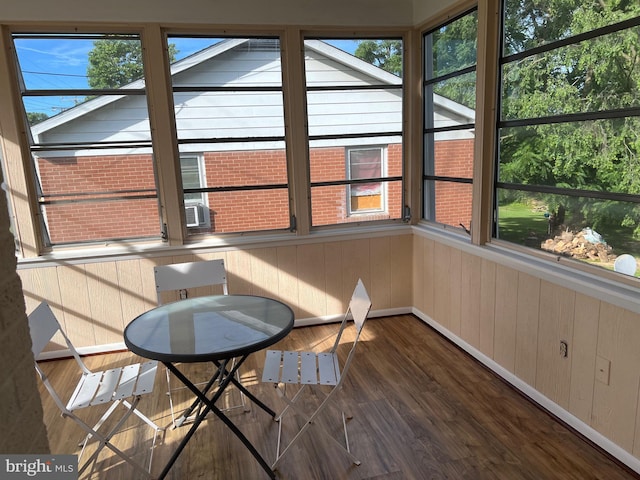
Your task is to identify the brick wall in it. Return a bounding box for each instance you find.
[0,168,50,453]
[433,138,474,228]
[199,150,291,232]
[37,140,473,242]
[38,155,160,243]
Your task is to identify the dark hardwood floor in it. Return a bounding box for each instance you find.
[37,315,640,479]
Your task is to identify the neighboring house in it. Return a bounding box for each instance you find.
[30,38,473,244]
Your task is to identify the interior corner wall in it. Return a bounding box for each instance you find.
[0,167,50,455]
[412,231,640,475]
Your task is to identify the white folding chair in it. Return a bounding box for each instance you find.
[28,302,163,478]
[154,258,247,428]
[261,278,372,470]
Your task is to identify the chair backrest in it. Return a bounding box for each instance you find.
[28,302,63,358]
[349,278,371,334]
[154,258,228,305]
[331,278,371,348]
[330,279,371,383]
[28,302,90,411]
[28,302,86,369]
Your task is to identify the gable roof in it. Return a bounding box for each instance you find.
[31,38,473,139]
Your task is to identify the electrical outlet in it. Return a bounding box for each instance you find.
[560,341,568,358]
[179,289,188,300]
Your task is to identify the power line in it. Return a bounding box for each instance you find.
[23,70,88,78]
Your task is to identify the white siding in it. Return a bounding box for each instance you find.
[33,41,471,153]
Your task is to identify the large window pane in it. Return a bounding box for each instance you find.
[428,72,477,115]
[497,3,640,276]
[503,0,640,56]
[306,88,401,138]
[311,180,402,227]
[430,10,478,77]
[423,9,477,231]
[178,144,289,233]
[167,35,290,235]
[499,119,640,192]
[34,147,158,244]
[424,180,473,230]
[502,26,640,120]
[305,38,404,227]
[12,32,159,246]
[496,189,639,275]
[205,189,290,233]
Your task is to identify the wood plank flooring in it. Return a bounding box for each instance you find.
[36,315,640,480]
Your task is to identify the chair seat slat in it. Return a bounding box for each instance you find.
[92,368,123,405]
[114,363,140,399]
[299,352,317,384]
[262,350,282,383]
[134,361,158,395]
[68,372,103,410]
[317,353,339,385]
[281,351,300,383]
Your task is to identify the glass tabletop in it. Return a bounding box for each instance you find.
[124,295,295,363]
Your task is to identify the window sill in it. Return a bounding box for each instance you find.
[17,223,412,269]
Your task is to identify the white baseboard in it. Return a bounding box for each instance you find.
[293,307,412,327]
[36,342,127,361]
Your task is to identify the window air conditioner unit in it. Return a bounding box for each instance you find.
[185,204,206,227]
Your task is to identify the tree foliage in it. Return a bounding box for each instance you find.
[354,40,403,76]
[499,0,640,239]
[27,112,49,126]
[87,39,178,89]
[430,10,478,109]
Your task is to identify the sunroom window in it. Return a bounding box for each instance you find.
[496,1,640,276]
[305,37,404,227]
[11,32,160,246]
[166,35,291,235]
[422,9,478,234]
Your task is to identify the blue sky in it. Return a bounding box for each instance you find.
[14,36,358,116]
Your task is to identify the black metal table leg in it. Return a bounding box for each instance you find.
[157,357,276,480]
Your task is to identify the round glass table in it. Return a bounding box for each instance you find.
[124,294,294,363]
[124,294,294,479]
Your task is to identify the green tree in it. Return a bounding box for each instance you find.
[87,39,178,89]
[26,112,49,126]
[354,40,403,76]
[499,0,640,239]
[430,10,478,109]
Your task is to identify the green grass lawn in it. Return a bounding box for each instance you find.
[497,201,640,276]
[497,202,549,245]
